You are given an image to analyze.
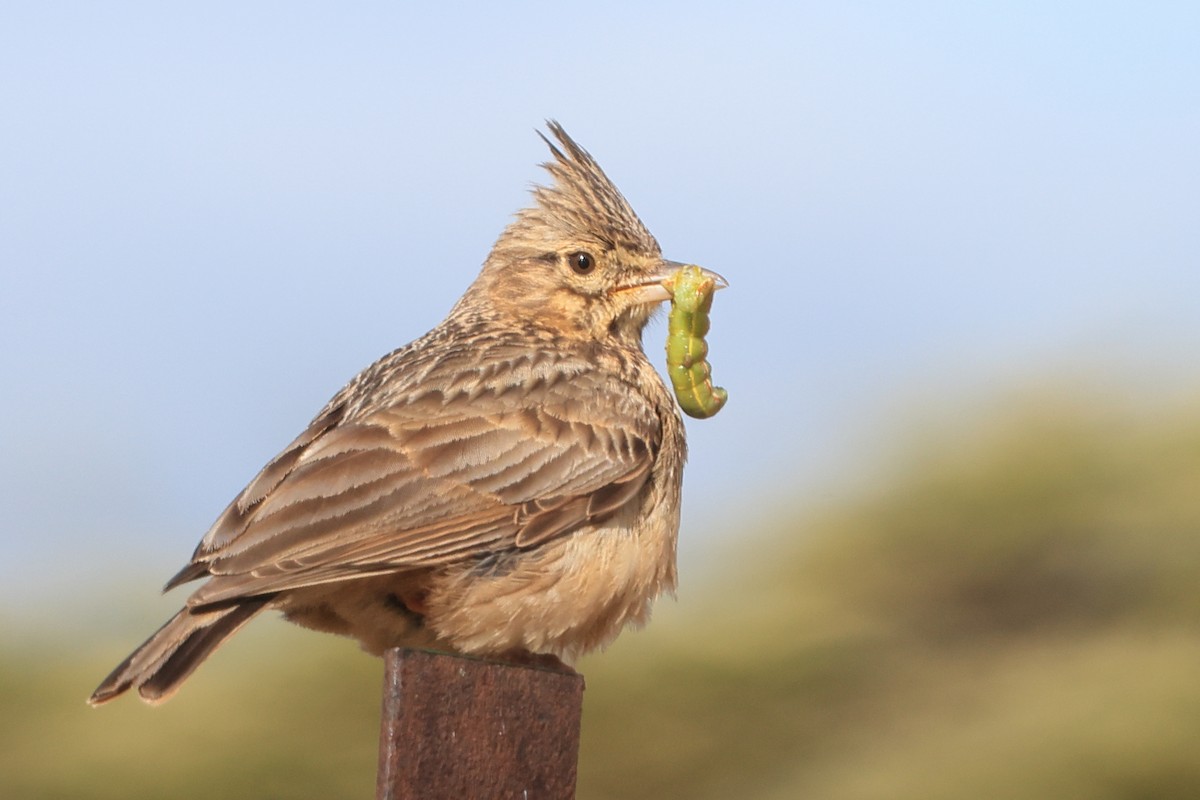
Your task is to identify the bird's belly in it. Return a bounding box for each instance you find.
[280,495,679,660]
[425,513,677,659]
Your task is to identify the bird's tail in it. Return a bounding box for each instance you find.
[88,598,271,706]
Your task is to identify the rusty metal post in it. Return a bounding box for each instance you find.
[376,648,585,800]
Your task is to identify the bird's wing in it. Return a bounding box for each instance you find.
[178,364,661,607]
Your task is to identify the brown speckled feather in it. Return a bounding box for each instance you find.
[183,336,661,606]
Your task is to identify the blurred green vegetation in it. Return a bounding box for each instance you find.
[5,391,1200,798]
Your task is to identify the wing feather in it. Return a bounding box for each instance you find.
[175,350,662,607]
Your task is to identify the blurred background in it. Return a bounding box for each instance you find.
[3,2,1199,798]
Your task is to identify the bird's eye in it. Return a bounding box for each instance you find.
[568,251,596,275]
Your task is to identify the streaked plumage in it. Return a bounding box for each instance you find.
[91,122,710,705]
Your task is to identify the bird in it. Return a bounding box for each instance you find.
[90,121,723,706]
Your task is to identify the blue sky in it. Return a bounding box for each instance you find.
[2,2,1197,616]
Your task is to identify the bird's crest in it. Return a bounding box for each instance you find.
[510,121,660,254]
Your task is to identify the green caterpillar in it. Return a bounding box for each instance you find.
[666,265,728,419]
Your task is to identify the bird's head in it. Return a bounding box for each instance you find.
[459,122,701,346]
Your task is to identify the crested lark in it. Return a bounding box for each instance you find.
[91,122,720,705]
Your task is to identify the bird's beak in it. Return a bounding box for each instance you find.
[620,260,729,306]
